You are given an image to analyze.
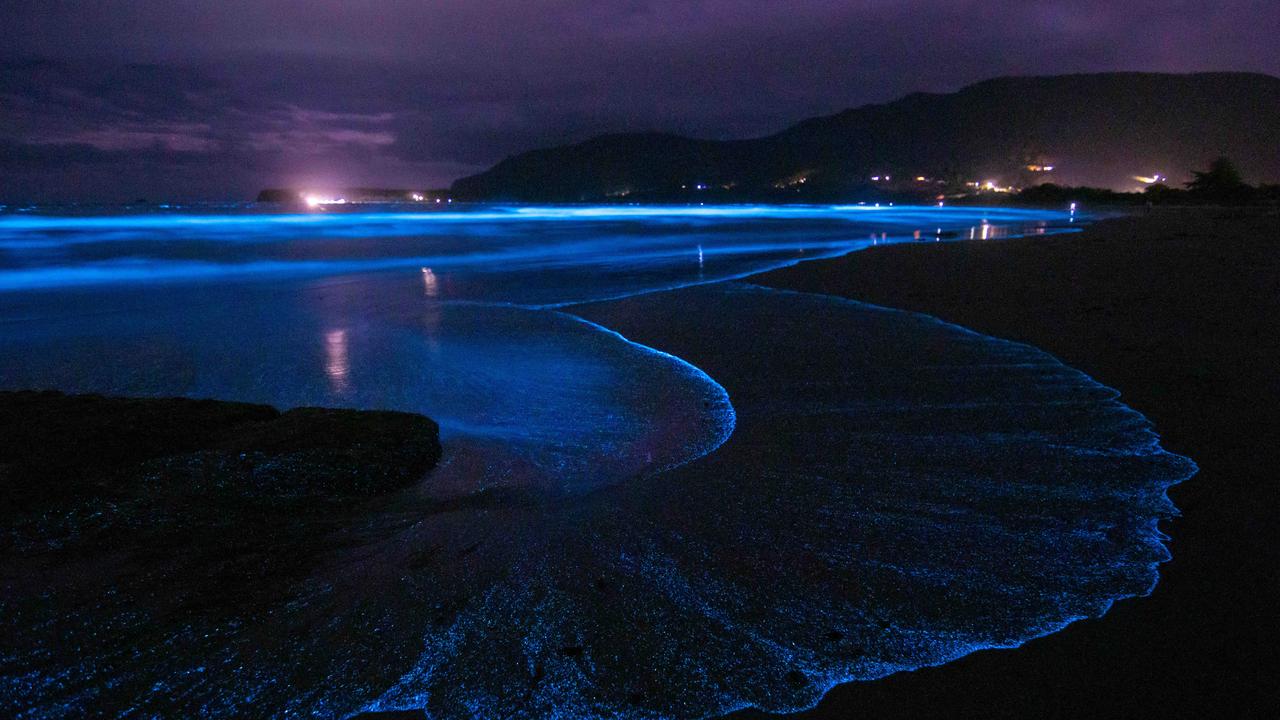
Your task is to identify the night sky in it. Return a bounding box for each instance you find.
[2,1,1277,201]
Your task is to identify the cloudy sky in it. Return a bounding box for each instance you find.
[2,0,1277,201]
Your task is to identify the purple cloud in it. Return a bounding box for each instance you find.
[1,1,1277,200]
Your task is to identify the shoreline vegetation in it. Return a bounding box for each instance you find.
[445,73,1280,204]
[249,159,1279,211]
[1000,157,1277,208]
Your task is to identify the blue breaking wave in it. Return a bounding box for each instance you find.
[0,204,1191,720]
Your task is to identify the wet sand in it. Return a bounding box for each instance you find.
[3,206,1271,717]
[742,207,1279,719]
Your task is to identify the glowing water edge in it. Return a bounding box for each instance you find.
[0,205,1194,718]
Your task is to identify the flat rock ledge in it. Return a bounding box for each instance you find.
[1,390,441,555]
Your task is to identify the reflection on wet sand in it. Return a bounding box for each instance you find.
[420,266,439,297]
[0,205,1190,720]
[324,328,351,394]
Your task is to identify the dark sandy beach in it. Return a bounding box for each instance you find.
[3,207,1274,718]
[735,207,1279,719]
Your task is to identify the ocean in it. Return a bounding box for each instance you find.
[0,204,1193,718]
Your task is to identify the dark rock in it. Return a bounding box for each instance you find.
[1,390,441,553]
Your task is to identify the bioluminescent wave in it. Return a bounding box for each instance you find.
[0,205,1074,302]
[0,289,733,496]
[0,204,1190,719]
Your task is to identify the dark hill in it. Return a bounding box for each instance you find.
[451,72,1280,201]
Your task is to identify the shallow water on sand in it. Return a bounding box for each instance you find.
[0,284,732,496]
[0,205,1192,718]
[0,205,1074,493]
[0,204,1069,303]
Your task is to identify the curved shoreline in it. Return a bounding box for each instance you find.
[734,207,1276,720]
[561,280,1193,720]
[710,282,1197,718]
[549,238,1196,718]
[0,205,1215,719]
[549,308,738,479]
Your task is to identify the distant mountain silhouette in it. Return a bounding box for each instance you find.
[451,72,1280,201]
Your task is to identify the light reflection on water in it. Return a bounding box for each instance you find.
[324,328,351,395]
[420,266,439,297]
[0,204,1076,302]
[0,204,1195,720]
[0,204,1079,494]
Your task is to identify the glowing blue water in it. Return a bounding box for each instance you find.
[0,204,1191,719]
[0,204,1070,303]
[0,204,1072,492]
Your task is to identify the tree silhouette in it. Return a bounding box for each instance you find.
[1185,157,1253,203]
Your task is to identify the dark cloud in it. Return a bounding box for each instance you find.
[1,1,1277,200]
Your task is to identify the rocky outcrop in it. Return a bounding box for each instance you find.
[1,390,441,553]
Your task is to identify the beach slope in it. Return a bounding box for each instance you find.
[743,208,1278,719]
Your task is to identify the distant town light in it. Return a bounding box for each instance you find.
[303,193,348,207]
